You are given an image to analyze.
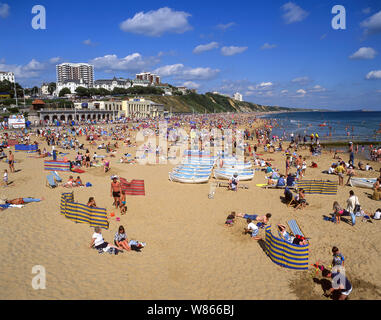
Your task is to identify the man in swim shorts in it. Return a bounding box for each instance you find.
[110,177,121,208]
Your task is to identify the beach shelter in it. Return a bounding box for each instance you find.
[264,225,309,270]
[60,192,109,229]
[44,160,71,172]
[296,180,338,195]
[15,144,38,152]
[120,178,145,195]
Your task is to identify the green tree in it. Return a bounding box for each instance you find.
[75,86,90,97]
[59,87,71,97]
[98,88,111,96]
[48,82,56,95]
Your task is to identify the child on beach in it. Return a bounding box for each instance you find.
[244,218,261,240]
[3,169,8,187]
[120,191,127,215]
[332,247,345,267]
[225,212,236,227]
[332,201,344,224]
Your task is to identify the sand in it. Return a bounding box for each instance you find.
[0,123,380,300]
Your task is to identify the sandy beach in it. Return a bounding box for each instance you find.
[0,119,380,300]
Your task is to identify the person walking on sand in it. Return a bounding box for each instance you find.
[111,177,121,208]
[8,151,15,173]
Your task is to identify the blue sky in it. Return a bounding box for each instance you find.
[0,0,381,110]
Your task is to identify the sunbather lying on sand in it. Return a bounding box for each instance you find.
[237,212,272,224]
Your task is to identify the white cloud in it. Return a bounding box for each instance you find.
[360,10,381,35]
[183,81,200,89]
[83,39,98,46]
[0,58,56,79]
[309,85,326,92]
[90,53,159,73]
[221,46,248,56]
[281,89,288,94]
[365,70,381,80]
[258,82,273,88]
[216,22,235,30]
[281,2,309,24]
[49,57,61,64]
[296,89,307,97]
[157,50,176,57]
[193,42,219,54]
[291,76,310,84]
[0,3,10,19]
[261,43,277,50]
[154,64,220,80]
[120,7,192,37]
[349,47,377,59]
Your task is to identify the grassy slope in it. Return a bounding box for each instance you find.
[147,93,302,113]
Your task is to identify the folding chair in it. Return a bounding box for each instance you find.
[284,187,297,207]
[46,175,57,188]
[287,219,306,238]
[51,171,62,183]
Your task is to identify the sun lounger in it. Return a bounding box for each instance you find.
[46,175,57,188]
[287,219,306,238]
[51,171,62,183]
[216,181,249,189]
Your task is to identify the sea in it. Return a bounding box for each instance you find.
[261,111,381,143]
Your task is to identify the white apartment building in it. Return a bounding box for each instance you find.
[56,79,89,96]
[40,83,50,95]
[136,72,160,85]
[93,78,131,91]
[0,71,15,83]
[56,63,94,86]
[233,92,243,101]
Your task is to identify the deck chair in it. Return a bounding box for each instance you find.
[284,187,297,207]
[287,219,307,238]
[51,171,62,183]
[46,175,57,188]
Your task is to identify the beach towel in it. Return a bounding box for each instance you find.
[296,180,338,195]
[120,178,145,196]
[7,139,18,146]
[264,225,309,270]
[71,167,85,173]
[15,144,38,152]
